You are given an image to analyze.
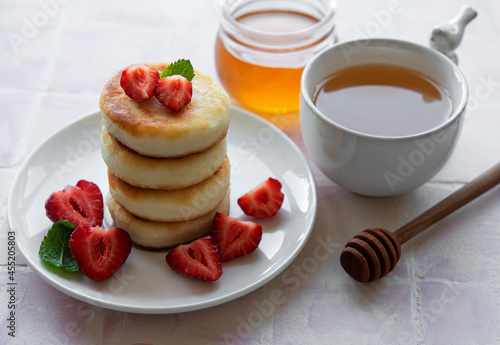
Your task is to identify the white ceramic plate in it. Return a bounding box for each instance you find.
[8,106,317,314]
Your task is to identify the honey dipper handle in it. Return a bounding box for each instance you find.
[394,162,500,244]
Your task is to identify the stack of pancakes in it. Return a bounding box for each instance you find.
[99,63,231,249]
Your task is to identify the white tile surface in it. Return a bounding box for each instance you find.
[2,0,500,344]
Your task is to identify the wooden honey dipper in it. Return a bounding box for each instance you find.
[340,162,500,283]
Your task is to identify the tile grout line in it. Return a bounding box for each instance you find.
[489,0,500,34]
[0,87,99,97]
[14,1,73,163]
[408,246,426,344]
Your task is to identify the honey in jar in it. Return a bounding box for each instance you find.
[215,0,337,115]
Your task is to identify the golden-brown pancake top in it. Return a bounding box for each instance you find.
[99,63,230,156]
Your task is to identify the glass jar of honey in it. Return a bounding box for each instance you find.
[215,0,337,115]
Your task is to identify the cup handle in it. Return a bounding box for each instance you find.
[429,5,478,64]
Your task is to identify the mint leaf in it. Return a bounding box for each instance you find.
[39,221,81,272]
[159,59,195,81]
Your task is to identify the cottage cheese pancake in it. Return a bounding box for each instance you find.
[99,63,230,157]
[107,190,230,249]
[108,156,230,222]
[101,128,227,189]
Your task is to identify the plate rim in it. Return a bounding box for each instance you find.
[8,106,318,314]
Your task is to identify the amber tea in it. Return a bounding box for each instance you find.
[313,63,453,136]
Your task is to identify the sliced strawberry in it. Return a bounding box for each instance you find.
[120,64,159,101]
[155,75,192,111]
[165,235,222,281]
[69,226,132,281]
[45,180,104,228]
[237,178,284,218]
[212,212,262,261]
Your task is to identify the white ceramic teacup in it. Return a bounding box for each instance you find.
[300,38,469,196]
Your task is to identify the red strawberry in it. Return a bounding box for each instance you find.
[45,180,104,228]
[212,212,262,261]
[155,75,192,111]
[165,235,222,281]
[120,64,159,101]
[69,226,132,281]
[237,178,284,218]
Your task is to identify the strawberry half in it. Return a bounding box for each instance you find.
[155,75,192,111]
[165,235,222,282]
[237,178,284,218]
[69,226,132,281]
[120,64,159,101]
[212,212,262,261]
[45,180,104,228]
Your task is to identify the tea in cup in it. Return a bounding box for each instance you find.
[312,62,453,137]
[300,38,469,196]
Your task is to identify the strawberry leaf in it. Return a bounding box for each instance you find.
[39,220,81,272]
[159,59,195,81]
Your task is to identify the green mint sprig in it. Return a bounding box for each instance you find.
[39,220,81,272]
[159,59,195,81]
